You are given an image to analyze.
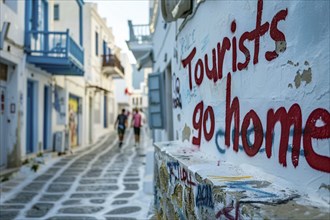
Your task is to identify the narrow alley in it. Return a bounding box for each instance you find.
[0,128,154,220]
[1,0,329,219]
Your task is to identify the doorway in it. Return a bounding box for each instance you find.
[0,84,7,168]
[26,80,37,154]
[69,94,80,148]
[103,94,108,128]
[43,86,52,150]
[89,96,93,144]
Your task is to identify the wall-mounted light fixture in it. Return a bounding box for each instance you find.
[161,0,192,22]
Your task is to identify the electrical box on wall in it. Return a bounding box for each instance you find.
[161,0,192,22]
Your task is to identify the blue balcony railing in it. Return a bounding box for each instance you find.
[26,30,84,76]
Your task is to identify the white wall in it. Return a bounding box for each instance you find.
[0,1,26,167]
[82,3,120,141]
[151,2,179,142]
[51,0,80,44]
[171,0,329,201]
[22,65,52,155]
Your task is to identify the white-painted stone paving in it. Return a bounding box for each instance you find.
[0,128,154,220]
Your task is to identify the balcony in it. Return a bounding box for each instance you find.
[126,20,153,69]
[102,54,124,78]
[25,30,84,76]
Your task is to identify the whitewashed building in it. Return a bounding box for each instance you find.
[0,0,84,170]
[83,3,124,143]
[0,0,26,169]
[113,53,132,117]
[0,0,124,172]
[128,0,330,219]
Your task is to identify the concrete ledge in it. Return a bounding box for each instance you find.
[154,141,329,220]
[0,167,20,180]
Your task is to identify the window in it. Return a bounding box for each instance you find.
[103,40,107,56]
[95,32,99,56]
[54,4,59,20]
[148,72,164,129]
[140,97,142,105]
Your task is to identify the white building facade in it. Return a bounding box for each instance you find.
[0,0,124,171]
[83,3,124,144]
[1,0,84,169]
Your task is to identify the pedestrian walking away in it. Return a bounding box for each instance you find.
[114,108,128,148]
[132,108,142,146]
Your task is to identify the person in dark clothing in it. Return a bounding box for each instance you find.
[114,109,128,148]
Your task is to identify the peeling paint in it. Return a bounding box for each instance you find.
[171,184,183,208]
[276,40,287,54]
[319,183,330,191]
[159,163,169,193]
[287,60,299,66]
[294,67,312,88]
[182,123,191,142]
[184,186,197,220]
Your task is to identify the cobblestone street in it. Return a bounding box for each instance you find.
[0,129,153,220]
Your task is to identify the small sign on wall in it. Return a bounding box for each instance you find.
[10,103,15,113]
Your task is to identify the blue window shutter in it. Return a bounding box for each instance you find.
[108,47,111,55]
[148,72,164,129]
[32,0,39,31]
[95,32,99,56]
[54,4,59,20]
[103,40,107,55]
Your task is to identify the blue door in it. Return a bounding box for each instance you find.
[26,81,34,153]
[43,86,51,150]
[104,95,108,128]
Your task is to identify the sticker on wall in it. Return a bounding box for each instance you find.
[173,73,182,109]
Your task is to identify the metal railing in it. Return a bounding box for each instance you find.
[102,54,125,74]
[28,30,84,65]
[128,20,152,43]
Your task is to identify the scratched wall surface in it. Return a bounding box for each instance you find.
[153,142,329,219]
[171,0,330,197]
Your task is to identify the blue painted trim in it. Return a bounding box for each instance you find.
[26,80,39,154]
[43,85,52,150]
[76,0,84,7]
[34,81,39,153]
[44,0,49,51]
[31,0,39,32]
[103,40,107,56]
[43,0,48,31]
[79,5,83,46]
[26,30,84,75]
[24,0,32,49]
[26,80,33,153]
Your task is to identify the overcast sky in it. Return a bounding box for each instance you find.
[86,0,150,63]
